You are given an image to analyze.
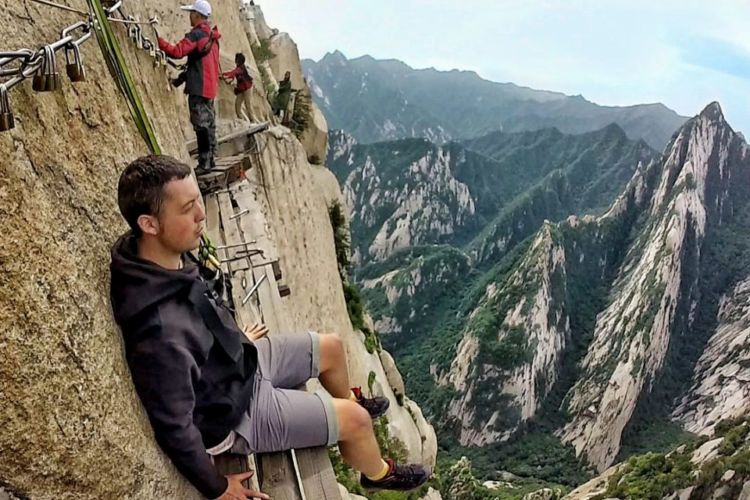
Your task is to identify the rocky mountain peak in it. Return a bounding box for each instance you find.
[321,49,349,66]
[698,101,725,123]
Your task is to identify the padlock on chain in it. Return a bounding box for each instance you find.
[45,47,61,91]
[65,43,86,82]
[31,48,48,92]
[0,85,15,132]
[33,46,60,92]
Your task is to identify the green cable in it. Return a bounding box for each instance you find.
[88,0,161,154]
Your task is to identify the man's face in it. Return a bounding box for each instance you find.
[189,11,201,26]
[155,177,205,253]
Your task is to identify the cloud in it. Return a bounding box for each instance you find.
[259,1,749,134]
[679,35,750,80]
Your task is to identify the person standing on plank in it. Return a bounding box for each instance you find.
[158,0,221,174]
[222,53,255,122]
[273,71,293,123]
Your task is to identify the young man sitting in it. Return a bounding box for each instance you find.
[109,155,431,499]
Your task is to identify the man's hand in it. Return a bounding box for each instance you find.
[149,16,160,39]
[218,471,269,500]
[243,323,269,341]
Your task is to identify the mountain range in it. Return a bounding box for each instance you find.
[305,51,687,150]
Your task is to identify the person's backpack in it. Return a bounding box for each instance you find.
[234,65,253,95]
[173,26,220,87]
[195,26,221,57]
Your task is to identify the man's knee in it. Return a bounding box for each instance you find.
[320,334,345,367]
[335,399,372,441]
[320,333,343,352]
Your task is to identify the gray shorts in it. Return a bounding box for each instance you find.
[228,332,338,454]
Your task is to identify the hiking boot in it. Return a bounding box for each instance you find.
[195,163,212,176]
[360,459,431,492]
[352,387,389,419]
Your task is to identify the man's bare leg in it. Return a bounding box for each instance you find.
[322,335,431,490]
[333,398,384,476]
[318,334,351,399]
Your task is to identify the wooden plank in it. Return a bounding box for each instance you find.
[229,269,262,332]
[187,122,270,156]
[213,453,263,495]
[214,192,264,328]
[217,192,250,273]
[214,454,251,484]
[206,195,262,495]
[230,184,343,500]
[197,156,250,195]
[215,154,252,170]
[296,448,342,499]
[258,453,303,500]
[232,188,279,265]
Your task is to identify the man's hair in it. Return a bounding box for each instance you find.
[117,155,192,237]
[235,52,246,65]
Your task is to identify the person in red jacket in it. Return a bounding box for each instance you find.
[222,53,255,122]
[158,0,221,174]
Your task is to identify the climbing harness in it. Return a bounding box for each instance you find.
[199,234,222,271]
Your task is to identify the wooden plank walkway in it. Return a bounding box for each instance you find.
[188,121,271,157]
[203,180,342,499]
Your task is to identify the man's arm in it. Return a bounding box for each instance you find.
[130,337,228,498]
[222,67,241,81]
[158,31,201,59]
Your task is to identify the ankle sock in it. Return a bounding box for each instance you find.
[365,459,390,481]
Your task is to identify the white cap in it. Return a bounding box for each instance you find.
[180,0,212,17]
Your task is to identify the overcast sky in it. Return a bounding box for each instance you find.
[261,0,750,134]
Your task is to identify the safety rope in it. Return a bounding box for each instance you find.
[86,0,161,154]
[28,0,88,16]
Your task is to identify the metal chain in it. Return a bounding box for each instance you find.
[2,0,182,90]
[0,0,180,132]
[0,20,91,91]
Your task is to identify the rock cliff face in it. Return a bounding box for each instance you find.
[561,103,750,471]
[242,127,437,469]
[672,276,750,435]
[433,102,750,472]
[0,2,433,498]
[355,101,749,483]
[329,125,654,267]
[564,417,750,499]
[444,223,570,446]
